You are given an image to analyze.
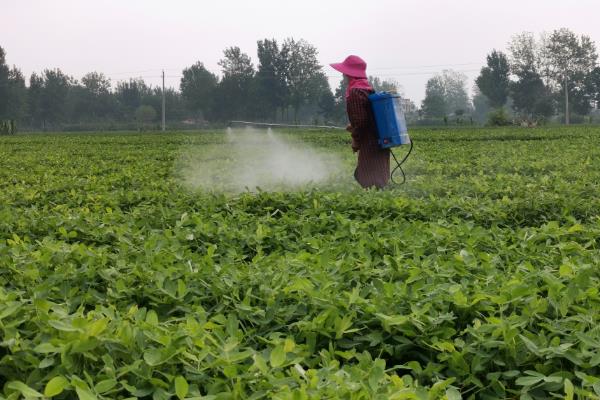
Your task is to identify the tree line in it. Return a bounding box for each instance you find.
[4,28,598,131]
[421,28,600,125]
[0,36,403,132]
[0,38,359,131]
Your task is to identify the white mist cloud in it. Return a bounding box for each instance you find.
[176,128,345,192]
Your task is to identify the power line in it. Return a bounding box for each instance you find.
[103,69,160,76]
[368,62,481,71]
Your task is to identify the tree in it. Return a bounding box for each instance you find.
[115,78,151,120]
[507,32,554,122]
[370,76,403,94]
[213,46,255,121]
[476,50,510,108]
[331,78,349,123]
[72,72,115,121]
[34,69,72,129]
[135,105,157,129]
[303,71,333,122]
[256,39,288,120]
[545,28,598,122]
[3,67,27,123]
[0,46,11,119]
[28,73,43,128]
[510,70,554,120]
[281,38,323,122]
[422,75,446,118]
[180,61,218,119]
[443,70,470,115]
[472,87,491,125]
[585,67,600,105]
[422,70,470,118]
[508,32,543,78]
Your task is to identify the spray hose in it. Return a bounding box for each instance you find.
[390,140,414,185]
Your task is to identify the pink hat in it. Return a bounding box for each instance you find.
[330,55,367,79]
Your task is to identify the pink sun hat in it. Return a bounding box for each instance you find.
[330,55,367,79]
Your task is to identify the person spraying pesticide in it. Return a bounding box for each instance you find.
[330,55,412,189]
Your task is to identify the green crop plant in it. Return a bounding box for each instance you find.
[0,127,599,399]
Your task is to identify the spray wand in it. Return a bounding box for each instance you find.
[229,120,413,185]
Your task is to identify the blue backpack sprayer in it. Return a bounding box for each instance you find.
[368,91,413,184]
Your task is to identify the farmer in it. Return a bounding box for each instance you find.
[330,55,390,189]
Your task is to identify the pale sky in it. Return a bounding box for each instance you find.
[3,0,600,104]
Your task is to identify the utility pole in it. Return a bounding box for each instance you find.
[565,75,569,126]
[161,69,166,131]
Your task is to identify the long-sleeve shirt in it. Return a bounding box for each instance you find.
[346,88,390,189]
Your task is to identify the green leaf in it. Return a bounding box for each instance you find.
[7,381,44,398]
[270,345,286,368]
[175,376,189,400]
[452,290,468,306]
[94,379,117,394]
[515,376,544,386]
[75,386,98,400]
[146,309,159,325]
[34,343,60,353]
[39,357,55,369]
[253,354,268,374]
[44,376,69,397]
[0,302,22,320]
[564,378,574,400]
[446,387,462,400]
[143,348,164,366]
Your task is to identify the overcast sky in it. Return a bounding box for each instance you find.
[3,0,600,104]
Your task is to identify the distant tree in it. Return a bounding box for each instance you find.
[303,71,333,122]
[28,73,43,128]
[471,87,491,125]
[135,105,157,129]
[421,70,469,118]
[510,70,554,120]
[508,32,543,78]
[72,72,115,120]
[331,78,349,123]
[422,75,447,118]
[507,32,555,121]
[545,28,598,119]
[37,69,72,128]
[585,67,600,105]
[507,29,598,122]
[370,76,403,93]
[318,87,336,122]
[135,86,186,124]
[281,38,323,122]
[4,67,27,123]
[0,46,10,119]
[115,78,150,119]
[213,46,255,121]
[256,39,289,120]
[476,50,510,108]
[179,61,218,120]
[82,72,111,96]
[443,70,470,115]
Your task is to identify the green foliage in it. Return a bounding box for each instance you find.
[476,50,510,108]
[486,107,512,126]
[180,61,218,119]
[510,70,555,120]
[134,104,157,127]
[422,70,470,118]
[0,119,16,135]
[1,128,600,399]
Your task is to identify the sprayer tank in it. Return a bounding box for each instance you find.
[368,92,410,148]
